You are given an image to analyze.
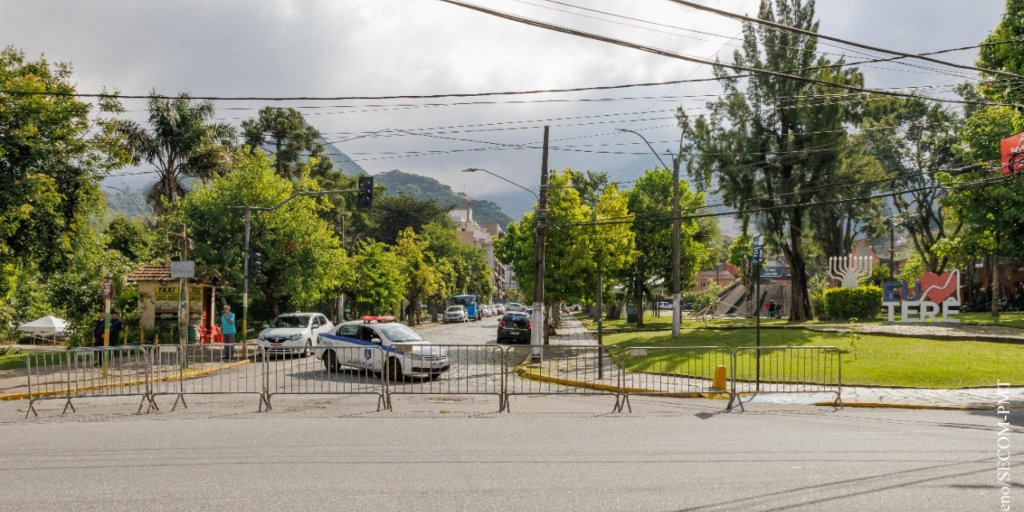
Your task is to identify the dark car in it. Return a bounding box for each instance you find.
[496,312,531,344]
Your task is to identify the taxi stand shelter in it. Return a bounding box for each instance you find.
[127,265,218,341]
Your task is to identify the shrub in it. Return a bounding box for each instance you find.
[823,286,883,320]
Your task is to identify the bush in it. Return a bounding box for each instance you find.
[823,286,883,320]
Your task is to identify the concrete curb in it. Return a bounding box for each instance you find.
[514,366,730,400]
[815,401,989,411]
[0,359,251,401]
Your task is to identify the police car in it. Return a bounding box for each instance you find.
[315,316,450,380]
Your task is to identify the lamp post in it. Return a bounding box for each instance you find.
[616,128,682,338]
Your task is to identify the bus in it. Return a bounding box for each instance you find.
[451,294,480,321]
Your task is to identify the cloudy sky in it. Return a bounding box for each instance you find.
[0,0,1005,218]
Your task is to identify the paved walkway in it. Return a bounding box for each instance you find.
[555,315,1024,409]
[805,321,1024,342]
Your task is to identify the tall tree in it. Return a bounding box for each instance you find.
[678,0,863,320]
[345,240,405,317]
[171,152,348,316]
[393,227,442,324]
[587,183,636,319]
[112,93,236,215]
[356,192,453,246]
[242,106,331,179]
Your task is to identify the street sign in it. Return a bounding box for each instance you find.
[751,235,764,266]
[170,261,195,279]
[760,267,789,280]
[101,282,114,300]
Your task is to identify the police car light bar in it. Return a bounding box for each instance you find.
[362,316,395,323]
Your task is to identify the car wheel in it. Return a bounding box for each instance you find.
[323,350,339,372]
[388,359,404,382]
[302,340,312,358]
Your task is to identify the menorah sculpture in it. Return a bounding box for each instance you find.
[828,255,871,289]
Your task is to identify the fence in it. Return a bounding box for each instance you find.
[265,345,386,411]
[618,346,731,412]
[21,343,843,417]
[727,346,842,412]
[26,346,152,418]
[150,343,266,412]
[383,344,505,411]
[504,345,623,413]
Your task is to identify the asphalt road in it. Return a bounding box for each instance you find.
[1,319,1015,511]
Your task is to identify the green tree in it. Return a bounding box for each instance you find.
[587,182,636,318]
[679,0,864,320]
[393,227,442,324]
[172,152,347,317]
[620,169,713,327]
[345,240,405,316]
[355,193,453,246]
[975,0,1024,104]
[242,107,331,179]
[727,230,756,316]
[105,216,161,263]
[112,93,236,215]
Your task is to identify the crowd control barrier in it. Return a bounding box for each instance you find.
[618,346,731,412]
[150,343,266,412]
[504,345,623,412]
[727,346,842,412]
[383,344,506,411]
[266,345,386,411]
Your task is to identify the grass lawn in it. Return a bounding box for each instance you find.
[959,312,1024,329]
[577,312,818,332]
[604,328,1024,388]
[0,351,30,371]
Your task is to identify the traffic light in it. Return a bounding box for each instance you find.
[357,176,374,209]
[250,252,264,276]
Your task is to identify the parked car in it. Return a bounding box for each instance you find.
[496,312,531,344]
[444,305,468,323]
[656,301,672,310]
[481,305,492,317]
[258,312,334,357]
[316,316,450,380]
[495,304,505,314]
[506,303,525,313]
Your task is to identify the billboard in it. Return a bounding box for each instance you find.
[1001,130,1024,175]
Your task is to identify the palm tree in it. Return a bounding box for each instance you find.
[113,92,236,214]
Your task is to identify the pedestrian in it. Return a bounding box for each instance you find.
[92,311,106,366]
[109,312,123,346]
[220,304,237,360]
[763,301,771,318]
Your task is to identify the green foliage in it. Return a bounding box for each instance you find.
[242,107,331,179]
[899,254,928,284]
[345,240,404,316]
[975,0,1024,104]
[171,152,347,315]
[105,216,160,262]
[110,93,236,215]
[393,227,442,322]
[822,286,883,320]
[0,47,119,274]
[357,193,453,246]
[678,0,864,320]
[863,263,892,287]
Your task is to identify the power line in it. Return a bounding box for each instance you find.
[658,0,1024,82]
[432,0,1022,109]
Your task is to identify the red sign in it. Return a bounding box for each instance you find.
[1001,131,1024,175]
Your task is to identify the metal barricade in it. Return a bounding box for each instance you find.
[504,344,623,412]
[265,345,386,411]
[25,351,73,418]
[383,344,505,411]
[618,346,731,412]
[727,346,843,411]
[59,346,153,415]
[150,343,267,412]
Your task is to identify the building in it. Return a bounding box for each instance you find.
[127,265,218,335]
[448,207,509,300]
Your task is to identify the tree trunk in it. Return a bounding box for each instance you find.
[634,277,645,328]
[785,217,813,321]
[991,252,1000,318]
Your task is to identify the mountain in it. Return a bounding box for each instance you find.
[317,137,369,177]
[374,170,514,228]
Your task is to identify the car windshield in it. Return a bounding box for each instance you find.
[269,315,310,328]
[378,324,423,342]
[446,306,463,312]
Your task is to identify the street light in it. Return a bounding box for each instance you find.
[617,128,683,338]
[462,168,539,200]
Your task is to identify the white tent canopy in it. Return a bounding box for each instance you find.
[19,315,70,335]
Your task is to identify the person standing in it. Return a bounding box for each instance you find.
[92,311,106,366]
[220,304,237,360]
[109,312,124,346]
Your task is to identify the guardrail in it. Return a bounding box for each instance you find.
[21,343,844,417]
[504,345,623,413]
[383,344,505,411]
[727,346,842,412]
[618,346,731,412]
[150,343,267,412]
[266,345,386,411]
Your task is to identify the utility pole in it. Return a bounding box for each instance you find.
[242,207,251,351]
[179,224,189,345]
[102,274,112,378]
[671,155,682,338]
[887,208,895,280]
[531,126,549,359]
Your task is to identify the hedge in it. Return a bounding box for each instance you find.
[822,286,883,320]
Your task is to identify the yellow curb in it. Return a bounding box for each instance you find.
[820,401,988,411]
[515,367,729,399]
[0,359,251,401]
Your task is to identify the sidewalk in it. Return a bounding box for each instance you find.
[557,315,1024,409]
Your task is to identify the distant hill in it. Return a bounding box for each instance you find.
[317,137,369,176]
[374,170,514,228]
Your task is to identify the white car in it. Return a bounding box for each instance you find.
[258,313,334,357]
[444,305,468,323]
[506,303,525,313]
[316,317,451,380]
